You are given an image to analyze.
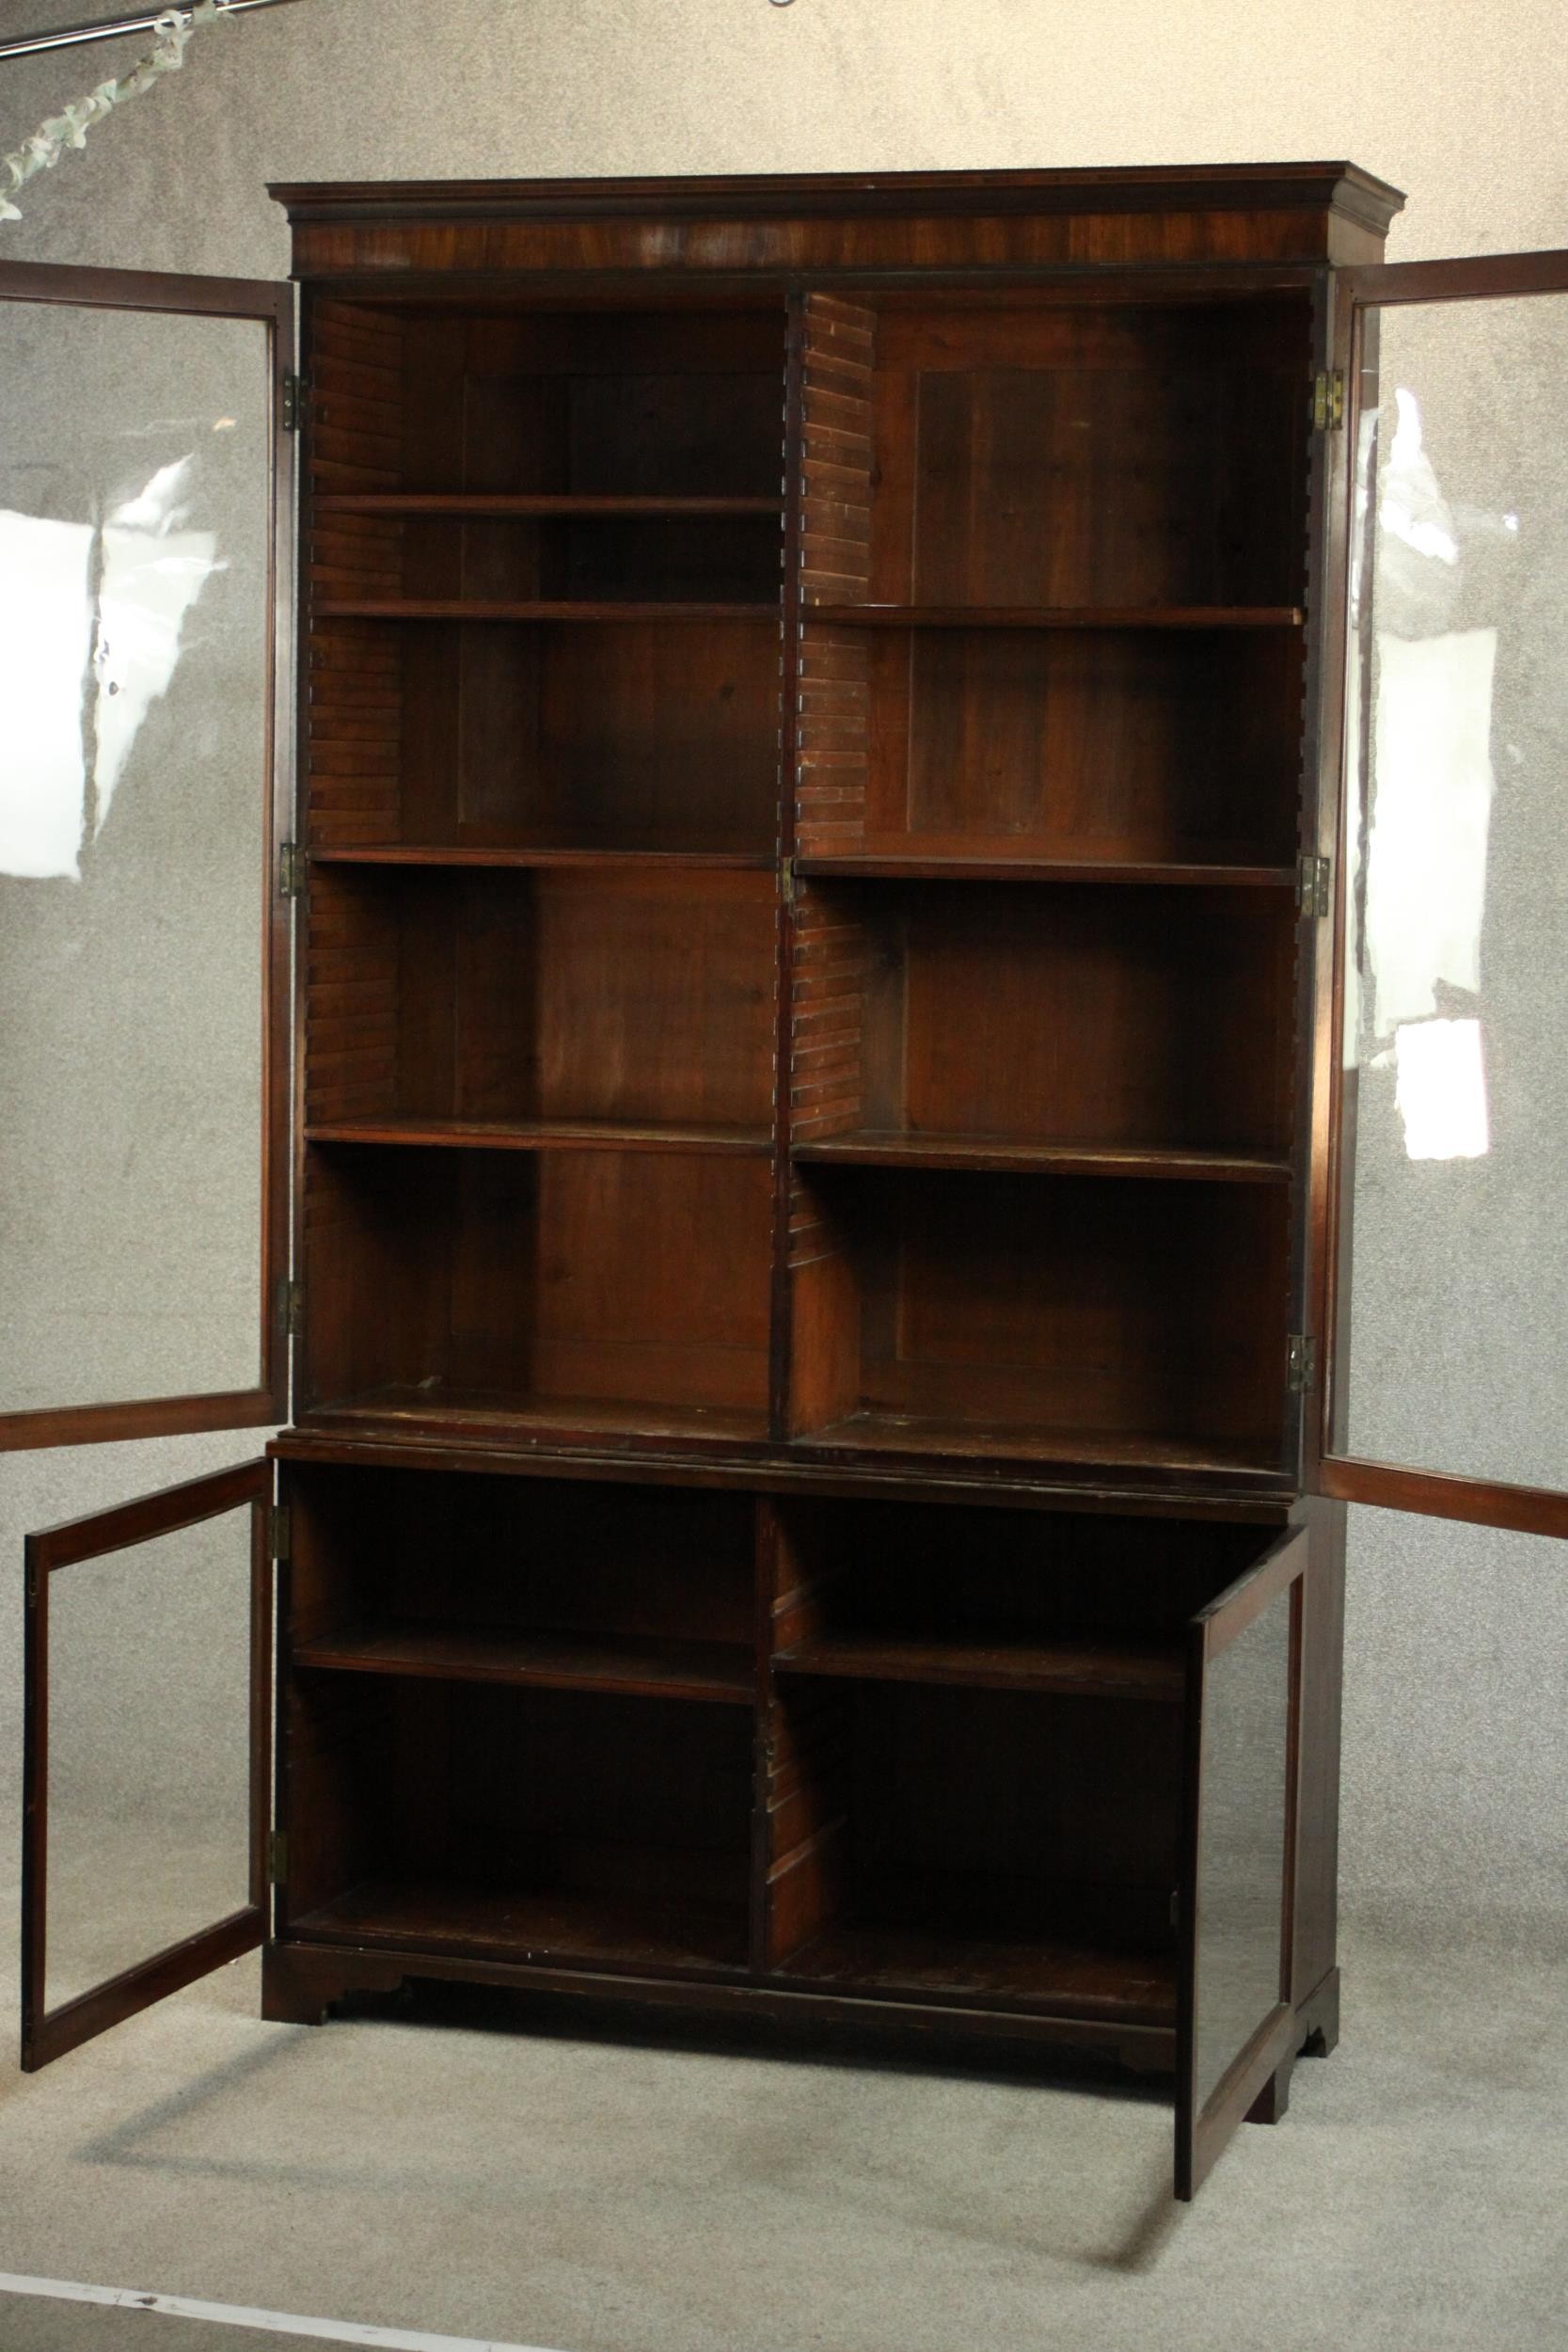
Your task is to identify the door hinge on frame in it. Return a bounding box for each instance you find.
[269,1504,292,1564]
[781,853,797,907]
[267,1831,288,1886]
[1297,854,1331,918]
[280,372,308,433]
[278,840,307,898]
[1311,369,1345,432]
[1287,1334,1318,1394]
[277,1277,304,1342]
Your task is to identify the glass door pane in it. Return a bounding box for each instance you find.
[1176,1525,1304,2199]
[1325,254,1568,1534]
[22,1458,271,2070]
[0,265,293,1448]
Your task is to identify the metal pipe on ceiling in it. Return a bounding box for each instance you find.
[0,0,307,64]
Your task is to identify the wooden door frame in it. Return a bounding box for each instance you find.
[1315,247,1568,1540]
[1175,1522,1307,2198]
[0,260,294,1450]
[21,1457,273,2070]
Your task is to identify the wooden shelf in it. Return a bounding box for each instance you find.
[313,494,784,516]
[309,1115,772,1159]
[293,1881,750,1977]
[775,1633,1182,1701]
[794,839,1296,887]
[795,1413,1287,1484]
[776,1915,1176,2021]
[295,1624,754,1706]
[792,1132,1290,1184]
[309,845,775,872]
[315,599,780,622]
[802,603,1304,630]
[308,1385,769,1449]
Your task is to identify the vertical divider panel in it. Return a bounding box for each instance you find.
[797,292,876,851]
[784,294,879,1436]
[760,1498,850,1970]
[750,1495,780,1973]
[769,296,807,1442]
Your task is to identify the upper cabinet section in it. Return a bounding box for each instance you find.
[278,167,1406,1496]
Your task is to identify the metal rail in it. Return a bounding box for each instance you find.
[0,0,306,64]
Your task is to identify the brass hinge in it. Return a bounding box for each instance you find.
[278,840,307,898]
[1311,369,1345,433]
[270,1504,292,1565]
[280,373,308,433]
[781,854,797,907]
[1287,1334,1318,1394]
[1297,853,1331,918]
[267,1830,288,1885]
[277,1276,304,1341]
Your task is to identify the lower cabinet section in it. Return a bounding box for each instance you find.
[269,1450,1341,2196]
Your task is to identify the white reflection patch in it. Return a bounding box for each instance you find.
[1381,385,1460,565]
[1395,1017,1490,1160]
[92,520,218,834]
[0,460,219,876]
[1367,628,1496,1034]
[0,510,93,878]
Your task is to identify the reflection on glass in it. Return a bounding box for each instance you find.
[0,305,269,1414]
[1342,294,1568,1486]
[45,1513,253,2010]
[1194,1589,1290,2114]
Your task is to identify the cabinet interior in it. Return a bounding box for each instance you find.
[301,278,1311,1479]
[281,1463,1281,2011]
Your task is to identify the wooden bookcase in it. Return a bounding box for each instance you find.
[25,166,1564,2199]
[276,184,1343,2205]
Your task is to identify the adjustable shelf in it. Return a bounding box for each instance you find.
[774,1633,1183,1701]
[308,1115,772,1159]
[801,604,1304,629]
[309,844,775,871]
[792,844,1298,888]
[315,599,779,622]
[295,1625,754,1706]
[791,1133,1291,1184]
[314,494,784,516]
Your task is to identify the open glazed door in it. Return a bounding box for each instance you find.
[22,1460,273,2070]
[0,262,293,1449]
[1175,1524,1306,2199]
[1320,250,1568,1538]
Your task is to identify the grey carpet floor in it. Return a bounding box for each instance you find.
[0,1920,1565,2352]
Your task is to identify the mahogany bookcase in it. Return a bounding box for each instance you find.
[11,167,1567,2202]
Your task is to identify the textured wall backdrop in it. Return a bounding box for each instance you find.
[1,0,1565,1963]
